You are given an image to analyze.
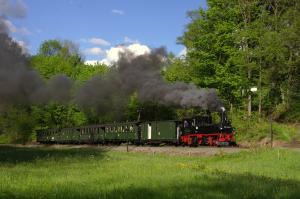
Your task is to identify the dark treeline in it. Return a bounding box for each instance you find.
[0,0,299,143]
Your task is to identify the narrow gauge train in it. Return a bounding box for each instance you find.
[37,107,236,146]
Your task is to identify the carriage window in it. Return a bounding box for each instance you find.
[183,120,189,128]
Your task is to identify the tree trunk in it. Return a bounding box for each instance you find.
[248,69,251,117]
[259,59,262,119]
[248,92,252,117]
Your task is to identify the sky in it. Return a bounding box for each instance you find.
[8,0,207,63]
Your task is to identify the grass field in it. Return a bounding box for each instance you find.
[0,146,299,199]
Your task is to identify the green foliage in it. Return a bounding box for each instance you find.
[0,104,88,143]
[179,0,244,106]
[179,0,300,121]
[125,93,140,121]
[76,63,109,83]
[0,107,36,144]
[0,146,299,198]
[31,104,88,129]
[164,58,192,83]
[31,39,84,79]
[31,55,77,79]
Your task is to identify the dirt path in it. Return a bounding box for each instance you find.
[102,145,246,156]
[1,143,247,156]
[3,143,299,156]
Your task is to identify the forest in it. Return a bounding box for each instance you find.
[0,0,299,143]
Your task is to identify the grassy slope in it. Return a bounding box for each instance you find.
[0,146,299,199]
[230,113,300,143]
[0,134,11,144]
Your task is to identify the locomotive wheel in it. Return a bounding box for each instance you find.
[230,141,238,147]
[201,137,207,146]
[190,136,198,147]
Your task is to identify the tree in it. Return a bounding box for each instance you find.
[179,0,244,109]
[164,58,192,83]
[76,63,109,83]
[31,39,83,79]
[179,0,299,121]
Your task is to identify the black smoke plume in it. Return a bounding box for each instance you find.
[0,33,73,111]
[76,48,222,116]
[0,0,72,112]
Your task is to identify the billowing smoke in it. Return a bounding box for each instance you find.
[117,48,222,110]
[0,33,73,111]
[0,0,72,112]
[76,48,222,115]
[1,0,221,117]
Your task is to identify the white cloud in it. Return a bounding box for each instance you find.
[84,47,105,56]
[84,60,101,66]
[79,37,111,46]
[127,43,150,56]
[112,9,124,15]
[13,38,29,54]
[89,37,110,46]
[100,43,151,65]
[124,36,139,44]
[2,18,30,35]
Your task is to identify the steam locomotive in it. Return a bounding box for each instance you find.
[37,107,236,146]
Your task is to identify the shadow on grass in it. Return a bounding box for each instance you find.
[0,145,107,164]
[1,172,299,199]
[77,173,300,199]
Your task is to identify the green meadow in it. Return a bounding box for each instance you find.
[0,146,299,199]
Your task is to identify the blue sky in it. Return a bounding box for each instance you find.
[11,0,207,61]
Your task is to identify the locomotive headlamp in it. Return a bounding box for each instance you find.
[250,87,257,92]
[220,107,226,112]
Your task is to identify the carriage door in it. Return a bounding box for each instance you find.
[147,123,152,139]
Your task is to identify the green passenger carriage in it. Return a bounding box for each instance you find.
[37,120,181,145]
